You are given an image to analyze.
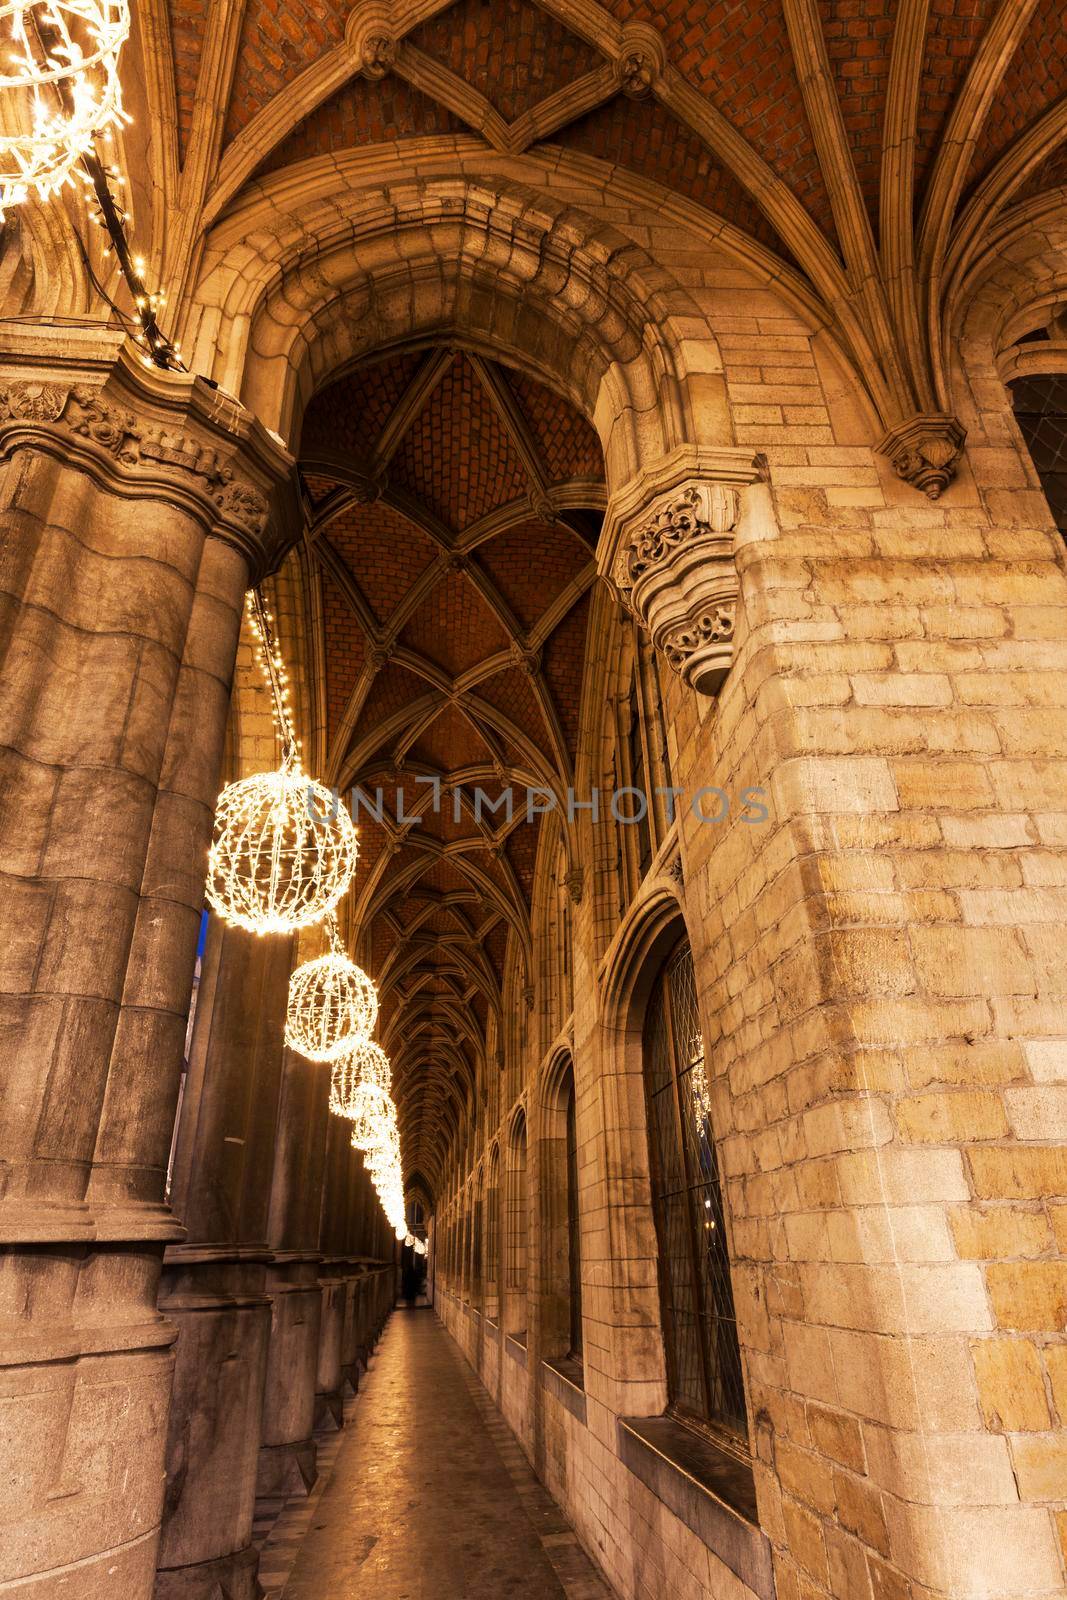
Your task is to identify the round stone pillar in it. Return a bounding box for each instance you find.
[256,1019,330,1497]
[0,333,292,1599]
[154,921,293,1600]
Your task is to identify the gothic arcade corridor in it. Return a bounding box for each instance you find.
[258,1310,613,1600]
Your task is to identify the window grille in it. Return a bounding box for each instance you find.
[643,939,747,1439]
[566,1075,583,1359]
[506,1115,528,1333]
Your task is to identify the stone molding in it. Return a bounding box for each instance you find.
[877,412,967,499]
[603,446,763,699]
[0,336,296,576]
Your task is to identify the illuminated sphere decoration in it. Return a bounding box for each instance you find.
[286,942,377,1064]
[348,1083,396,1152]
[328,1039,390,1119]
[205,758,357,935]
[0,0,130,220]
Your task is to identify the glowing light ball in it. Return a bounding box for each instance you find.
[206,759,357,934]
[0,0,130,220]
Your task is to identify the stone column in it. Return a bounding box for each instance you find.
[314,1115,351,1429]
[154,921,293,1600]
[257,1021,330,1496]
[0,332,291,1599]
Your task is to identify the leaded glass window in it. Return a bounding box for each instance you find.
[643,939,747,1440]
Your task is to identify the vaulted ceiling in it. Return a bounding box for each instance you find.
[298,349,604,1195]
[131,0,1067,438]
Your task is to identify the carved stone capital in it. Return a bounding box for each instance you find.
[604,447,761,698]
[0,337,295,576]
[878,413,966,500]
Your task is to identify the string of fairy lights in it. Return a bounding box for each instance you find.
[0,0,184,369]
[206,591,424,1254]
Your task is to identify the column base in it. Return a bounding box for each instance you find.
[255,1437,317,1498]
[313,1387,344,1430]
[153,1542,263,1600]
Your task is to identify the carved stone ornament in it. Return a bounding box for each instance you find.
[361,32,396,78]
[878,413,966,500]
[617,49,656,97]
[0,380,269,535]
[564,867,584,904]
[613,479,742,698]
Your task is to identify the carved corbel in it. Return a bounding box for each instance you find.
[878,413,966,500]
[608,448,761,697]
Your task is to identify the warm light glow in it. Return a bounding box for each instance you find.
[329,1039,391,1118]
[286,917,377,1062]
[0,0,130,220]
[205,750,357,934]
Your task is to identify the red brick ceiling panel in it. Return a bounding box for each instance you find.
[556,95,791,253]
[474,521,587,633]
[223,0,345,145]
[387,356,531,529]
[426,906,462,934]
[914,0,996,204]
[505,814,540,904]
[397,568,511,676]
[817,0,893,229]
[407,705,495,772]
[170,0,209,162]
[302,353,424,460]
[967,0,1067,186]
[393,897,427,927]
[541,591,590,755]
[349,814,388,904]
[419,860,476,894]
[416,795,471,844]
[471,992,488,1026]
[353,662,434,743]
[473,665,548,751]
[302,471,340,505]
[322,569,366,742]
[407,0,603,121]
[326,503,437,626]
[259,78,465,175]
[504,370,604,482]
[601,0,835,236]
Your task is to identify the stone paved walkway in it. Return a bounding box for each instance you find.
[272,1308,615,1600]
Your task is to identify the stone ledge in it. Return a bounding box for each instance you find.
[617,1416,773,1600]
[541,1357,587,1423]
[505,1332,528,1369]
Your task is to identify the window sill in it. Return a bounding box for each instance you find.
[617,1416,773,1600]
[541,1357,586,1423]
[505,1332,528,1368]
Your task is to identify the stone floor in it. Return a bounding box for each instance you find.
[259,1307,615,1599]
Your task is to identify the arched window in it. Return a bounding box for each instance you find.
[505,1111,528,1338]
[541,1060,583,1364]
[485,1146,501,1322]
[565,1074,582,1360]
[643,938,746,1440]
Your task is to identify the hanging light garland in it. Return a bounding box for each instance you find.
[205,591,358,935]
[286,915,377,1063]
[0,0,129,219]
[329,1039,391,1118]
